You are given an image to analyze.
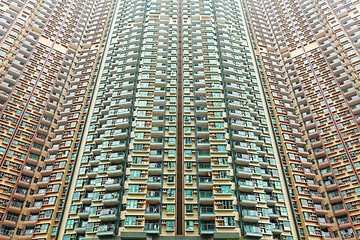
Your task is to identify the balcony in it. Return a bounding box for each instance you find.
[244,225,262,238]
[198,163,212,173]
[199,177,213,190]
[198,150,211,161]
[148,176,161,188]
[148,163,162,174]
[242,209,260,223]
[268,209,280,219]
[262,182,274,192]
[232,132,246,141]
[105,179,121,191]
[87,167,98,178]
[151,127,163,137]
[240,194,257,207]
[271,223,282,235]
[318,217,332,229]
[310,192,324,203]
[199,206,215,220]
[9,201,23,213]
[109,154,125,164]
[96,224,115,237]
[0,229,14,239]
[237,166,252,178]
[147,191,161,203]
[107,165,123,177]
[199,191,214,204]
[145,205,161,219]
[14,188,27,201]
[82,194,93,204]
[265,195,277,206]
[200,222,216,234]
[102,193,120,206]
[111,141,126,151]
[99,208,117,222]
[238,180,255,192]
[28,202,42,213]
[197,139,210,150]
[144,222,160,233]
[3,214,19,228]
[79,207,90,219]
[324,180,337,192]
[37,177,49,188]
[117,109,131,118]
[235,155,251,165]
[197,128,209,138]
[233,143,248,153]
[75,222,87,234]
[149,150,163,161]
[84,180,96,191]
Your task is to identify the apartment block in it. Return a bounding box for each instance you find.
[0,0,117,239]
[241,0,360,239]
[57,0,295,239]
[2,0,360,239]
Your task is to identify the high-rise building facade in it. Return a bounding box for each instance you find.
[0,0,118,239]
[241,0,360,239]
[0,0,360,239]
[56,0,295,239]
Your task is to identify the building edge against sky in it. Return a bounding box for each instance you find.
[0,0,360,240]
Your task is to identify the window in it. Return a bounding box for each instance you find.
[51,226,57,235]
[212,92,220,98]
[215,122,224,128]
[129,184,139,193]
[280,207,288,216]
[223,216,235,226]
[167,204,175,214]
[307,226,316,235]
[283,221,291,231]
[65,220,74,229]
[169,126,175,133]
[169,137,175,145]
[135,132,144,139]
[219,170,229,178]
[168,162,175,170]
[134,144,143,151]
[185,190,193,198]
[125,216,136,225]
[40,224,49,233]
[217,145,226,152]
[130,170,141,178]
[185,175,192,184]
[49,196,57,204]
[186,220,194,231]
[218,158,228,165]
[127,200,138,209]
[166,220,175,230]
[69,205,77,214]
[168,175,175,183]
[136,121,145,127]
[221,185,231,194]
[221,200,233,209]
[168,149,175,157]
[186,204,193,214]
[216,133,225,139]
[167,189,175,198]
